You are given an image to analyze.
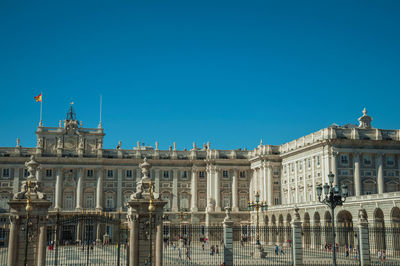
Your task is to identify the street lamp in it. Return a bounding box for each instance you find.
[248,191,267,245]
[316,172,348,266]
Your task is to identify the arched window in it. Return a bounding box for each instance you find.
[0,193,9,211]
[85,193,94,209]
[180,193,189,210]
[64,193,74,210]
[161,193,171,211]
[106,194,115,209]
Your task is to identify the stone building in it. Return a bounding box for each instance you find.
[0,105,399,244]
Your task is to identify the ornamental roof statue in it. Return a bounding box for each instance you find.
[358,108,373,129]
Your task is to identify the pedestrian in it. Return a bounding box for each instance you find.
[378,249,382,261]
[178,247,182,260]
[345,246,349,258]
[202,243,205,252]
[173,243,176,250]
[354,249,359,261]
[382,250,386,262]
[216,245,219,255]
[210,245,215,256]
[274,244,279,255]
[280,244,284,255]
[186,247,191,260]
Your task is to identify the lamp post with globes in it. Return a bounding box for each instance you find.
[248,191,267,246]
[316,172,348,266]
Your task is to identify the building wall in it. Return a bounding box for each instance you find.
[0,109,399,226]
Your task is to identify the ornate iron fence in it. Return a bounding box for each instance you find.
[369,227,400,265]
[163,225,224,265]
[0,225,9,266]
[45,211,129,266]
[302,226,360,266]
[233,226,293,265]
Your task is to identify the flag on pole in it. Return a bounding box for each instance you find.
[34,93,42,102]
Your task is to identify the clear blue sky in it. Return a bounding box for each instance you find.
[1,0,399,150]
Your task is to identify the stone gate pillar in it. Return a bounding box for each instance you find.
[7,156,51,266]
[127,158,166,266]
[223,207,234,266]
[357,208,371,266]
[292,207,303,266]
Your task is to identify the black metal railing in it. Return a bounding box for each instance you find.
[163,225,225,265]
[369,227,400,265]
[45,212,128,266]
[0,226,9,266]
[233,226,293,265]
[302,226,359,266]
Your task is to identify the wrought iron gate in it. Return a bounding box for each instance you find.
[46,211,129,266]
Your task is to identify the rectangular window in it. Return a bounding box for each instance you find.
[365,171,372,176]
[273,167,279,175]
[163,171,169,179]
[341,154,349,165]
[107,170,113,178]
[308,159,311,168]
[2,169,9,178]
[87,169,94,177]
[363,155,372,165]
[126,170,132,178]
[317,156,320,166]
[181,171,188,179]
[199,171,205,179]
[387,171,395,177]
[386,155,394,166]
[340,170,350,176]
[284,166,287,174]
[299,162,302,170]
[291,163,294,172]
[24,169,29,177]
[45,169,52,177]
[239,171,246,178]
[274,198,279,205]
[222,170,229,178]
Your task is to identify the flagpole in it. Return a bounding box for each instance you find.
[39,92,43,126]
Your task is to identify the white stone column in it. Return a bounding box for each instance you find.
[294,161,299,203]
[172,169,178,212]
[215,169,221,211]
[311,157,316,202]
[287,163,290,204]
[303,159,307,203]
[76,168,83,209]
[96,169,103,210]
[377,153,384,194]
[261,168,266,202]
[55,168,62,210]
[267,165,273,206]
[191,168,198,212]
[262,164,267,203]
[154,169,160,194]
[253,168,258,196]
[117,169,122,210]
[324,149,330,183]
[354,153,361,196]
[12,168,19,195]
[232,169,239,212]
[331,151,338,185]
[206,166,213,212]
[249,171,254,202]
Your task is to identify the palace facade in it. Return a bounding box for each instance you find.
[0,106,399,236]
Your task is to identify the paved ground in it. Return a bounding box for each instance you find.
[41,243,400,266]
